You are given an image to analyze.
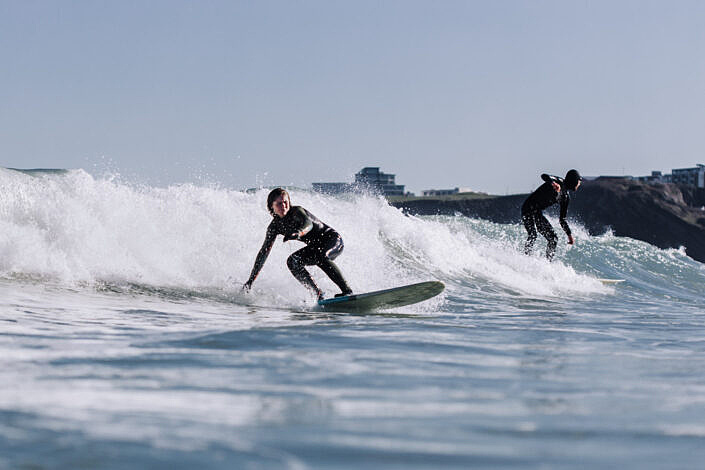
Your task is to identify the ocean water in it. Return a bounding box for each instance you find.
[1,168,704,469]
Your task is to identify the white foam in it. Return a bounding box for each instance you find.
[0,168,674,304]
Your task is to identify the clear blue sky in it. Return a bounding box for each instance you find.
[2,0,704,194]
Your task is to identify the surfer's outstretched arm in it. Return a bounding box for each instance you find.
[243,228,277,291]
[558,193,574,244]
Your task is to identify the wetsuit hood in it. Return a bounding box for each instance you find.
[564,169,582,191]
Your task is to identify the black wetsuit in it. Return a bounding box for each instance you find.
[246,206,351,297]
[521,174,572,260]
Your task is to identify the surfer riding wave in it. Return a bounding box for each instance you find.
[522,169,582,261]
[243,188,353,300]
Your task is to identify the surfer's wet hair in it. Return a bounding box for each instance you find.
[267,188,290,216]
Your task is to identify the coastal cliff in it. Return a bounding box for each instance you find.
[391,179,705,264]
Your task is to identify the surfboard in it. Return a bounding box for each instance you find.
[597,278,625,285]
[317,281,445,312]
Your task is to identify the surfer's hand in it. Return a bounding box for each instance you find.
[567,234,575,245]
[551,181,561,192]
[243,280,253,292]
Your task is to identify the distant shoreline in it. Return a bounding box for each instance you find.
[386,191,498,203]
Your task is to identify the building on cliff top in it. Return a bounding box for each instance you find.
[422,187,475,196]
[635,164,704,188]
[671,164,704,187]
[312,167,408,197]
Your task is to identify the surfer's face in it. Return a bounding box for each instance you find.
[272,194,290,218]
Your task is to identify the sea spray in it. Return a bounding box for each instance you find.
[2,167,703,310]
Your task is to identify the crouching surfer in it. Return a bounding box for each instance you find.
[243,188,353,300]
[522,169,582,261]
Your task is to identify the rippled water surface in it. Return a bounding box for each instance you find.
[1,169,704,469]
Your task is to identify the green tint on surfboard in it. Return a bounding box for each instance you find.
[317,281,445,312]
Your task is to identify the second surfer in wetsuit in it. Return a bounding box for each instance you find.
[243,188,353,300]
[522,169,582,261]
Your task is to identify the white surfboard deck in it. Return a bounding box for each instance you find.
[317,281,445,312]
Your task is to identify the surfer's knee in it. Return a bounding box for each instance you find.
[546,235,557,249]
[543,228,557,244]
[287,254,303,272]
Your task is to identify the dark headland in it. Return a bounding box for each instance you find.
[389,179,705,264]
